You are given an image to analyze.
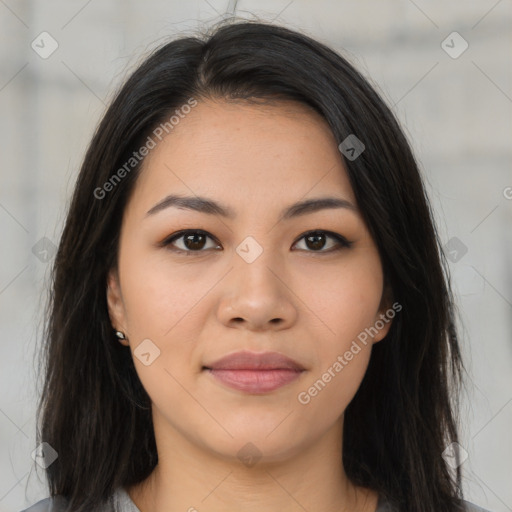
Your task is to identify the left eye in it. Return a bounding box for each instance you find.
[161,229,351,254]
[293,230,352,252]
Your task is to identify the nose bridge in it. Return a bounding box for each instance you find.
[217,232,297,330]
[233,232,284,295]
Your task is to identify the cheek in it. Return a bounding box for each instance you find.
[118,246,211,339]
[296,252,384,350]
[296,265,377,421]
[294,253,383,415]
[295,344,372,440]
[117,247,212,392]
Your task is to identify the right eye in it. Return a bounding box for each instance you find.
[161,229,221,255]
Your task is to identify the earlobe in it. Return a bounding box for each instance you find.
[106,269,129,346]
[373,282,394,343]
[372,310,393,343]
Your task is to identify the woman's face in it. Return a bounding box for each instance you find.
[107,98,392,463]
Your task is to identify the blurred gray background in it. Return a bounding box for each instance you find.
[1,1,511,511]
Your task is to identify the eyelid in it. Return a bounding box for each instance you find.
[160,229,221,251]
[293,230,353,251]
[161,229,352,254]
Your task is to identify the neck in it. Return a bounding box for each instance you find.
[127,414,378,512]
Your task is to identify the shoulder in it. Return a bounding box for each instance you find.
[19,494,115,512]
[377,497,493,512]
[19,488,138,512]
[22,494,491,512]
[463,499,492,512]
[19,496,67,512]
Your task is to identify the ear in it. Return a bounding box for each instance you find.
[372,281,395,343]
[106,268,129,346]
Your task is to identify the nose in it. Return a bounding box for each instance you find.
[216,247,298,332]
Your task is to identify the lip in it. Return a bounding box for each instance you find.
[203,350,305,393]
[205,350,305,371]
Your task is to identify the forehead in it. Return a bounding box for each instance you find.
[127,98,357,217]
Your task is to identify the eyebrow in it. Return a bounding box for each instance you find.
[145,194,358,222]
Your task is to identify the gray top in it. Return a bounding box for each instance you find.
[20,487,492,512]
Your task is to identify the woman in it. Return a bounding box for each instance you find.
[22,19,491,512]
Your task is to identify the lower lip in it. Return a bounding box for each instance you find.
[204,368,303,393]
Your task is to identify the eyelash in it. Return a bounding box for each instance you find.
[160,229,353,256]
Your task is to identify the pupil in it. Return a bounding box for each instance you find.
[185,233,205,250]
[307,233,325,250]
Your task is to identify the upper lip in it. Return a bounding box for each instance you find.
[204,350,305,371]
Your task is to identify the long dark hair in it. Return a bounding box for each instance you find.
[35,18,465,512]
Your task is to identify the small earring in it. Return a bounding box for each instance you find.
[115,331,126,340]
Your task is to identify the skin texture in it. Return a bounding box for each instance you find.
[107,98,393,512]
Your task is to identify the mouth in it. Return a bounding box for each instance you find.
[202,350,305,394]
[203,368,304,393]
